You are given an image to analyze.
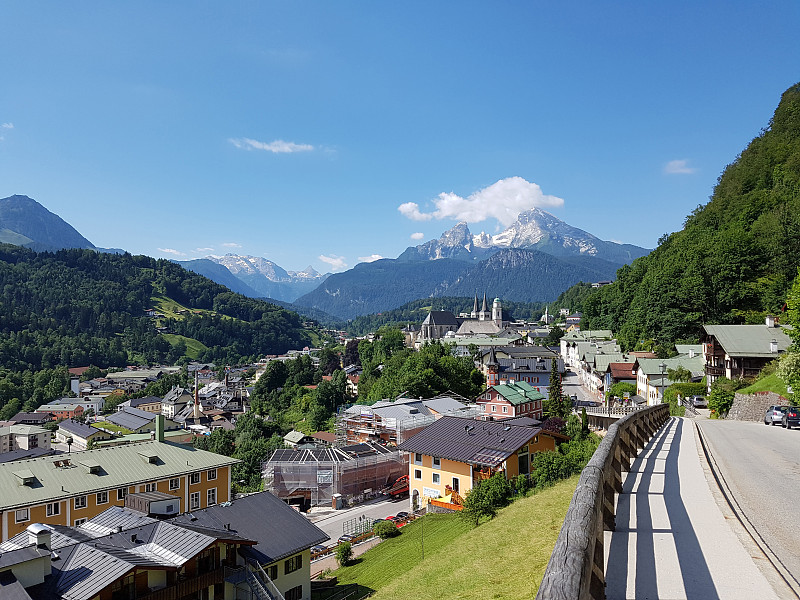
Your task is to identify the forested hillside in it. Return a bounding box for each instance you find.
[0,245,311,370]
[580,82,800,348]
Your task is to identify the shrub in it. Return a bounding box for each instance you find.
[335,542,353,566]
[373,520,400,539]
[540,417,566,435]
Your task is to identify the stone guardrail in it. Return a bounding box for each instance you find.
[536,403,670,600]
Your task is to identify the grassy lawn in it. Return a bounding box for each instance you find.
[163,333,208,359]
[328,475,578,600]
[739,372,790,397]
[93,422,133,435]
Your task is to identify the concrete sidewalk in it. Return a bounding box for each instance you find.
[604,417,783,600]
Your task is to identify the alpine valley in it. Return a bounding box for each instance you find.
[0,194,649,322]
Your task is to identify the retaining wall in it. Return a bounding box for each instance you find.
[727,391,788,421]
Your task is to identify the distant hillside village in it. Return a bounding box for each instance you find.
[0,296,793,600]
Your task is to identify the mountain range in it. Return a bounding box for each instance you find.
[0,194,649,321]
[398,208,649,264]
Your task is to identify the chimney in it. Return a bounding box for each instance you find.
[27,523,52,550]
[766,315,776,328]
[156,414,165,442]
[770,339,778,353]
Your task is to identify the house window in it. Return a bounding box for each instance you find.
[432,457,441,469]
[285,586,303,600]
[15,508,29,523]
[432,473,440,484]
[117,487,128,501]
[483,404,488,411]
[75,518,87,526]
[452,477,459,492]
[97,491,109,505]
[207,488,217,506]
[207,468,217,481]
[414,469,422,480]
[29,435,39,448]
[190,492,200,510]
[143,482,156,492]
[189,472,201,485]
[414,453,423,465]
[169,478,180,490]
[284,554,302,574]
[502,406,508,413]
[267,565,278,580]
[491,405,497,412]
[46,502,60,517]
[74,495,87,510]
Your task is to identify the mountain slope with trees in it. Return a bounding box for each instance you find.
[579,82,800,349]
[0,244,311,371]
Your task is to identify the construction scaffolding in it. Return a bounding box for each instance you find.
[263,445,407,509]
[334,392,482,447]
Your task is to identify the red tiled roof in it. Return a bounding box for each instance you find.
[609,363,636,378]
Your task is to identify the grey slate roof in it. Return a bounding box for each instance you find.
[421,311,459,326]
[106,406,154,431]
[171,491,328,564]
[57,419,98,438]
[398,416,543,467]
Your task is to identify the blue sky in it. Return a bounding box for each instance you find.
[2,2,798,273]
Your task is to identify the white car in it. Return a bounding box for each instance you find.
[764,405,787,426]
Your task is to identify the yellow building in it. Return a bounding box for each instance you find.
[399,416,563,510]
[0,418,238,541]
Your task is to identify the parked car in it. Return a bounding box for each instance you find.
[764,405,787,426]
[781,406,800,429]
[691,396,707,408]
[394,511,409,521]
[337,534,355,544]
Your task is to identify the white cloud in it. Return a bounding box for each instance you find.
[410,232,425,240]
[398,177,564,226]
[158,248,185,256]
[664,159,697,175]
[398,202,433,221]
[1,123,13,129]
[222,242,242,248]
[195,247,214,252]
[358,254,384,263]
[318,254,348,271]
[229,137,314,153]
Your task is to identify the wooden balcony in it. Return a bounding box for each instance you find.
[139,567,225,600]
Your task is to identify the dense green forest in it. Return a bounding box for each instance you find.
[346,297,548,335]
[563,82,800,349]
[0,245,311,370]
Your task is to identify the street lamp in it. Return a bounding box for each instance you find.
[659,362,667,404]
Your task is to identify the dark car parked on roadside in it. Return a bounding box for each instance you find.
[782,406,800,429]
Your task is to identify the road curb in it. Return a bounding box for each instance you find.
[694,420,800,600]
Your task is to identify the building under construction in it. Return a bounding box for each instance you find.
[263,442,407,511]
[334,393,481,447]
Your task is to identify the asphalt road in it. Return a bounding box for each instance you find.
[561,371,598,405]
[305,495,410,543]
[696,418,800,585]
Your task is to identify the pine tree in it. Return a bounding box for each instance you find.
[545,358,565,418]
